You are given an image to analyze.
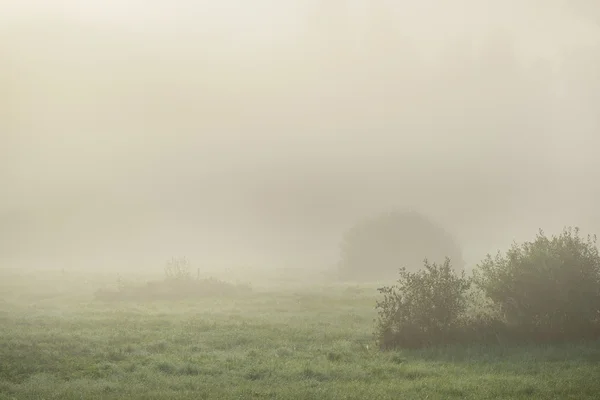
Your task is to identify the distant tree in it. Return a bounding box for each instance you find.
[338,210,464,281]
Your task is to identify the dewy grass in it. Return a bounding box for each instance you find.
[1,271,599,399]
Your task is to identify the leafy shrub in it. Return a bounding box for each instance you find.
[375,258,471,349]
[339,210,464,281]
[474,227,600,342]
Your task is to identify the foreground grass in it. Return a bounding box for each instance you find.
[1,271,600,399]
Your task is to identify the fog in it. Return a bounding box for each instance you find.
[2,0,600,273]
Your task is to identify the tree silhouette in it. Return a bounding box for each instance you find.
[338,210,464,281]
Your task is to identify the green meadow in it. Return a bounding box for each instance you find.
[1,268,599,400]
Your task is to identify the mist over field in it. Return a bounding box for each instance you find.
[2,0,600,273]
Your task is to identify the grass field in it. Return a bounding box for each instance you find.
[1,268,600,399]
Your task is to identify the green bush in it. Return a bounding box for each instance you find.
[338,210,464,281]
[375,227,600,350]
[474,227,600,342]
[375,258,471,349]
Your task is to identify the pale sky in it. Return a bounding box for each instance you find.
[2,0,600,272]
[2,1,302,45]
[3,0,597,53]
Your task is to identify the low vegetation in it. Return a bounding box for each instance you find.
[376,227,600,349]
[94,257,252,302]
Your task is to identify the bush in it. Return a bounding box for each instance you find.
[474,227,600,342]
[338,210,464,281]
[375,258,471,349]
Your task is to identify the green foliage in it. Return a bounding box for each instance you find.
[474,227,600,341]
[338,210,464,281]
[375,258,471,349]
[376,227,600,349]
